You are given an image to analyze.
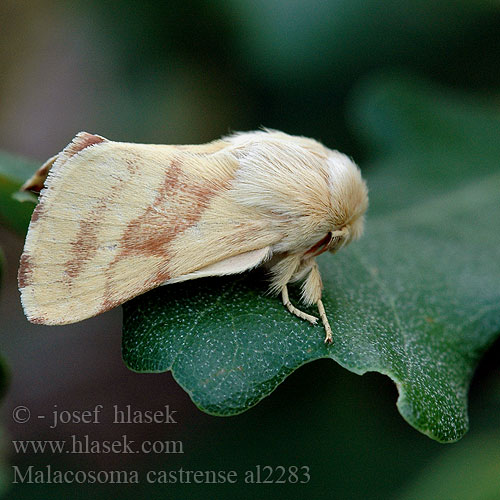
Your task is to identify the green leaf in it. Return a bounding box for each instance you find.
[123,73,500,442]
[0,151,38,235]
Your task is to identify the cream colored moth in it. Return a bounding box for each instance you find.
[18,130,368,343]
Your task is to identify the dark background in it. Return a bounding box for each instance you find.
[1,1,500,498]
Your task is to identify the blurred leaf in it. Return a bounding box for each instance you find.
[349,71,500,216]
[394,430,500,500]
[0,152,37,235]
[225,0,500,88]
[11,190,38,204]
[123,74,500,442]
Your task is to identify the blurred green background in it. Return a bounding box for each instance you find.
[1,0,500,498]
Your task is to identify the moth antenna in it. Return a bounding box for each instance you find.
[330,227,348,238]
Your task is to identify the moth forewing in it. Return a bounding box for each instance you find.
[19,129,368,343]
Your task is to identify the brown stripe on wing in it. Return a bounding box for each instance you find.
[18,253,33,288]
[64,201,107,281]
[99,158,233,312]
[65,132,106,157]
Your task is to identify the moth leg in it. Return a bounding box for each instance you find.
[21,155,58,192]
[282,285,318,325]
[301,261,333,343]
[317,299,333,344]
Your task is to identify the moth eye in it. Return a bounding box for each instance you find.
[305,232,333,257]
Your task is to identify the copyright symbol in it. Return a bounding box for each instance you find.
[12,406,30,424]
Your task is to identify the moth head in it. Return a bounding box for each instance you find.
[327,215,365,254]
[323,149,368,253]
[304,214,365,258]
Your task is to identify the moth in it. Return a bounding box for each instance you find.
[18,130,368,343]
